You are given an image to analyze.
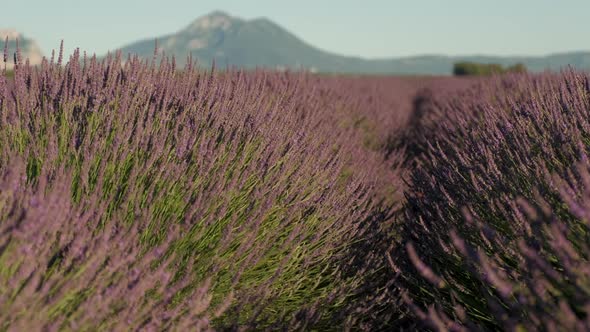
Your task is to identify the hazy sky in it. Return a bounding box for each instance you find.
[3,0,589,58]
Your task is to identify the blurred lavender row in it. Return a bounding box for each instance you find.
[397,70,590,331]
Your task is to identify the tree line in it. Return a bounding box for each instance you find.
[453,61,527,76]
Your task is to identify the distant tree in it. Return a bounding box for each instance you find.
[453,62,501,76]
[453,62,478,76]
[453,62,527,76]
[507,62,527,73]
[487,63,505,74]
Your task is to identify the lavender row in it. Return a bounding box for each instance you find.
[396,70,590,330]
[0,42,401,329]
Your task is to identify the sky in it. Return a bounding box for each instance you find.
[2,0,589,59]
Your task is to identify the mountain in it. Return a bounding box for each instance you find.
[1,29,43,70]
[116,11,358,73]
[115,11,590,75]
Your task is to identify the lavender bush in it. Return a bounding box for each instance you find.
[397,70,590,330]
[404,162,590,331]
[0,159,218,331]
[0,42,400,329]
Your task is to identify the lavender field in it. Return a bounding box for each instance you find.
[1,41,589,331]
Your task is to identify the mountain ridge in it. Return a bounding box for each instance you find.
[112,11,590,74]
[4,13,590,75]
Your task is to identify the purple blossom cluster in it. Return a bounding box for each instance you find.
[0,42,405,329]
[396,70,590,330]
[9,38,584,330]
[0,159,215,331]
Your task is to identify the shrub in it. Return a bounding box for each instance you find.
[0,44,394,329]
[396,70,590,329]
[0,159,217,331]
[507,62,527,74]
[453,61,527,76]
[405,162,590,331]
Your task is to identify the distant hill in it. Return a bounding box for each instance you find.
[113,11,590,75]
[1,29,43,70]
[2,16,590,75]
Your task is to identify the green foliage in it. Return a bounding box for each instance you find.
[399,71,590,330]
[0,51,395,330]
[453,61,528,76]
[4,70,14,80]
[507,62,527,73]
